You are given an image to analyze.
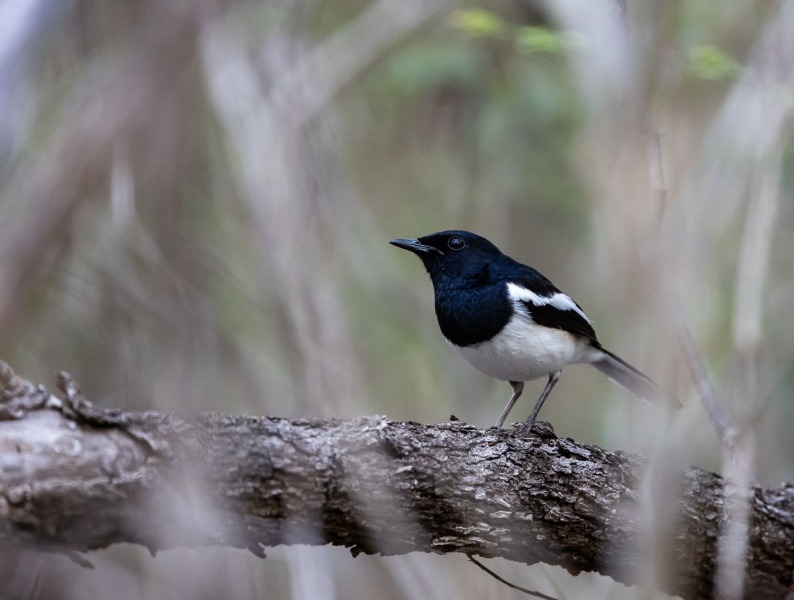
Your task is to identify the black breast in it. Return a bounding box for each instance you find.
[434,283,512,347]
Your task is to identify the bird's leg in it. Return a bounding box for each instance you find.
[522,370,561,432]
[495,381,524,428]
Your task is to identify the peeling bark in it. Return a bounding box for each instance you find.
[0,362,792,599]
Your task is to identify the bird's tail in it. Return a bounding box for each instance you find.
[592,348,680,408]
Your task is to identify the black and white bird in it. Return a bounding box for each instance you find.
[390,230,670,430]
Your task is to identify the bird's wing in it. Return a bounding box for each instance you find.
[506,279,599,344]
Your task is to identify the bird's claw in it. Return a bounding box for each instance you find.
[514,419,554,438]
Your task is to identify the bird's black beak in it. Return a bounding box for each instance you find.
[389,238,442,255]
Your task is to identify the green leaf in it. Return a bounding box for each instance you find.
[451,9,504,38]
[516,26,565,54]
[689,45,740,80]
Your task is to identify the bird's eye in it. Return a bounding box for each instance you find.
[447,236,466,251]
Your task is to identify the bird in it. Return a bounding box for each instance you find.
[390,230,671,430]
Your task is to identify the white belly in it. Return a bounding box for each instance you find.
[453,316,594,382]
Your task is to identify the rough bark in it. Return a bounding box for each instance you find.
[0,361,792,599]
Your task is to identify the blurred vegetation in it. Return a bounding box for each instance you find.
[689,45,741,80]
[1,0,793,598]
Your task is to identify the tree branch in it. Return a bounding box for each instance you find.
[0,361,792,600]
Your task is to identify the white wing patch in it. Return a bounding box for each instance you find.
[506,282,590,323]
[451,282,598,382]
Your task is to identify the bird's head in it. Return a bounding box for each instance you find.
[390,230,505,287]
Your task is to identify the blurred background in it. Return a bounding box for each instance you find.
[0,0,792,598]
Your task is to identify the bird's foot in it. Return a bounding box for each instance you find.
[514,419,555,438]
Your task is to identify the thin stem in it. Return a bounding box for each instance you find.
[467,556,560,600]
